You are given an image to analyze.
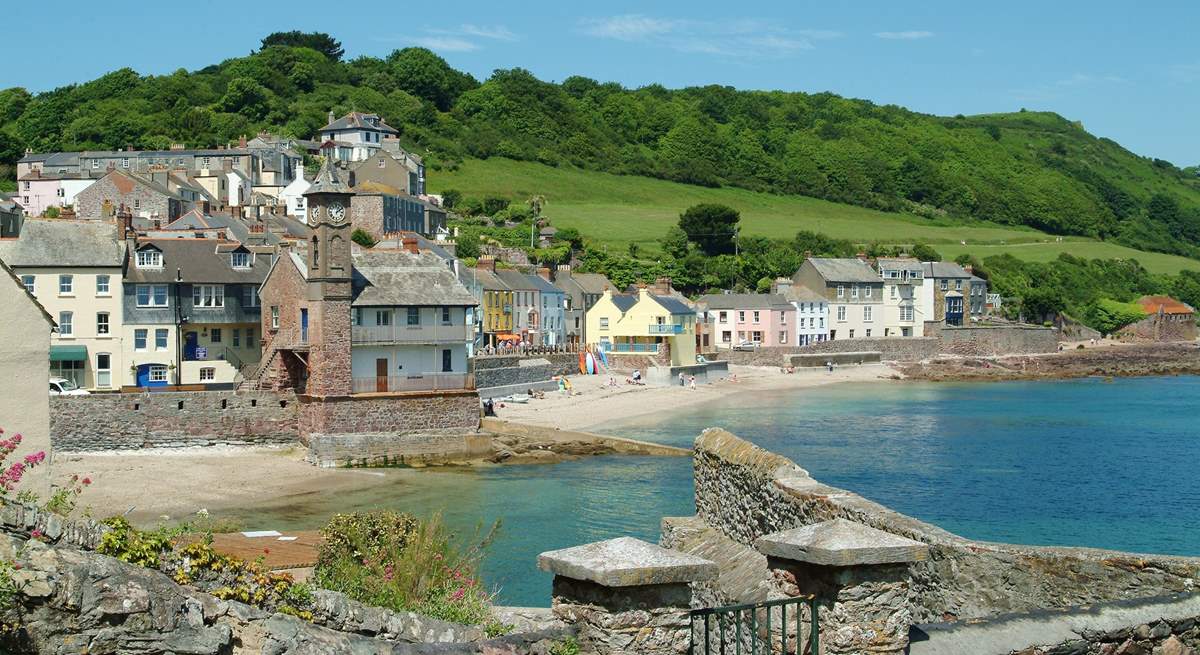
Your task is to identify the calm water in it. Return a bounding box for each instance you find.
[235,375,1200,607]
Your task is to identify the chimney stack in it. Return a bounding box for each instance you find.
[537,267,552,281]
[238,135,247,148]
[476,255,496,272]
[117,205,134,239]
[964,264,974,274]
[217,230,227,241]
[856,252,868,262]
[402,236,419,254]
[803,250,812,259]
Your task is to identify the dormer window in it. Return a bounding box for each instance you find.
[231,252,251,269]
[136,250,163,269]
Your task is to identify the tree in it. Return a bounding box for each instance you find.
[527,194,546,217]
[351,228,377,248]
[387,48,477,111]
[218,78,272,120]
[678,203,740,256]
[1086,299,1146,335]
[659,226,691,259]
[1021,287,1065,322]
[440,189,462,210]
[260,31,344,61]
[909,243,942,262]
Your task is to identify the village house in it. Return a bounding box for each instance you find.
[875,257,925,337]
[349,148,423,197]
[256,160,476,395]
[121,224,267,389]
[698,293,795,348]
[0,220,126,391]
[348,189,447,240]
[585,286,697,366]
[0,258,55,496]
[1118,295,1198,342]
[531,269,566,347]
[496,269,544,345]
[16,170,98,217]
[793,257,884,340]
[919,261,985,328]
[0,193,23,237]
[17,150,80,179]
[317,111,400,163]
[553,265,611,347]
[74,169,186,221]
[465,257,515,348]
[771,278,829,346]
[280,162,310,218]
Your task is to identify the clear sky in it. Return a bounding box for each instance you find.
[8,1,1198,165]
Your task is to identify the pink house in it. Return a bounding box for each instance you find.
[16,172,96,217]
[699,293,796,348]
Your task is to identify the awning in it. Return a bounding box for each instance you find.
[49,345,88,362]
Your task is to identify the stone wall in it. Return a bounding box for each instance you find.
[789,351,882,367]
[937,325,1059,356]
[49,391,298,451]
[910,593,1200,655]
[678,429,1200,625]
[790,337,940,362]
[1118,313,1199,343]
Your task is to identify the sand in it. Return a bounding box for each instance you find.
[494,363,894,431]
[52,363,893,525]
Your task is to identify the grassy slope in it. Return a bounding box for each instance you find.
[431,158,1200,275]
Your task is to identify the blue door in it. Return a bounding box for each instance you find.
[300,309,309,343]
[184,331,198,360]
[136,364,150,387]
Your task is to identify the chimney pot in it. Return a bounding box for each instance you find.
[964,264,974,274]
[401,236,419,254]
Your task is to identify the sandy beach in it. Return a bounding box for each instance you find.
[51,363,893,525]
[494,363,894,431]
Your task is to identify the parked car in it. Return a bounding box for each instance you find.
[733,340,761,351]
[49,377,89,396]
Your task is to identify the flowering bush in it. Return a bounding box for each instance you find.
[313,511,502,630]
[0,429,46,497]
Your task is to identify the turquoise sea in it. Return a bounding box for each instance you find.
[239,375,1200,607]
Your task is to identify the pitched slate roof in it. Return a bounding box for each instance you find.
[651,295,695,315]
[698,293,793,310]
[0,220,124,267]
[807,258,881,284]
[922,261,972,279]
[471,267,510,292]
[320,112,399,135]
[351,250,477,307]
[124,238,269,284]
[572,273,611,294]
[876,257,924,272]
[780,284,825,303]
[610,294,637,313]
[495,269,539,291]
[528,274,562,295]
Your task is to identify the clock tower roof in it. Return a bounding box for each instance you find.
[305,158,352,196]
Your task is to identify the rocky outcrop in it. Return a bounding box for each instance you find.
[895,342,1200,381]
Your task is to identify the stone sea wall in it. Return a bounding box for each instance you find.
[935,325,1059,356]
[789,337,940,362]
[474,353,581,391]
[681,429,1200,624]
[50,391,298,451]
[298,391,480,449]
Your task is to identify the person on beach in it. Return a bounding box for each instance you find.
[689,375,697,390]
[679,372,685,387]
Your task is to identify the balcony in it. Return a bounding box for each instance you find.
[352,372,473,394]
[609,343,661,354]
[352,323,473,345]
[648,323,684,335]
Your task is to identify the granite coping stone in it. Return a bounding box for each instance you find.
[537,537,718,587]
[755,518,930,566]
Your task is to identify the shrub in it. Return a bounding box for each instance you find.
[351,228,377,248]
[313,511,499,627]
[1086,298,1147,335]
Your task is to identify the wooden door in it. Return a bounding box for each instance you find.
[375,358,388,392]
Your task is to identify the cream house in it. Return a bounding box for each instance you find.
[875,257,925,337]
[0,219,126,390]
[585,287,697,366]
[792,257,885,341]
[0,259,55,495]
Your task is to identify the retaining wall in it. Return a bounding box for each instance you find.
[937,325,1059,356]
[789,351,882,367]
[49,391,298,451]
[790,337,940,362]
[474,354,580,391]
[674,429,1200,625]
[644,361,730,386]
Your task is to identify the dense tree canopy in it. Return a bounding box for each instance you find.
[678,203,740,255]
[2,35,1200,261]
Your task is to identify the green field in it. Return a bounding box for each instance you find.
[432,158,1200,275]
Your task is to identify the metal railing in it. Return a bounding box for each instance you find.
[352,323,473,345]
[351,372,472,394]
[649,323,685,334]
[690,597,818,655]
[609,342,660,353]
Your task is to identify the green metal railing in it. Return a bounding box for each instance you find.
[690,596,818,655]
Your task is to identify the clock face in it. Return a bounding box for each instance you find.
[328,202,346,223]
[307,205,321,225]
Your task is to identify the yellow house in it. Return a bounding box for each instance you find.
[472,259,515,346]
[585,287,697,366]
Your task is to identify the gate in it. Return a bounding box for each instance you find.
[689,597,819,655]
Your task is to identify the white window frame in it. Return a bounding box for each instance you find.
[752,311,760,323]
[270,306,280,329]
[20,275,34,295]
[95,353,112,388]
[192,285,224,308]
[865,286,873,299]
[134,329,148,351]
[599,317,609,329]
[58,311,73,336]
[58,274,73,295]
[199,367,215,381]
[136,250,163,269]
[242,285,260,308]
[864,306,873,322]
[407,307,420,326]
[851,285,859,299]
[96,312,110,335]
[136,284,169,308]
[149,364,168,383]
[837,306,846,321]
[231,252,251,269]
[96,274,110,295]
[836,285,845,298]
[155,328,169,351]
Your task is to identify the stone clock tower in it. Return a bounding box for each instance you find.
[302,159,354,397]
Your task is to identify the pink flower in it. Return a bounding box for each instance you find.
[82,477,92,486]
[30,529,43,539]
[383,565,394,581]
[450,588,465,601]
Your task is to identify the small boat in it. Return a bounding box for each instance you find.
[579,351,587,375]
[586,351,597,375]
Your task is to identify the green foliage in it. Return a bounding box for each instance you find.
[909,243,943,262]
[313,511,499,628]
[260,31,344,61]
[351,228,377,248]
[550,636,582,655]
[659,226,691,259]
[97,517,178,568]
[679,203,740,255]
[440,188,462,209]
[1086,299,1147,335]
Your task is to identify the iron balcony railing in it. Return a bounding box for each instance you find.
[648,323,685,334]
[351,372,473,394]
[690,596,818,655]
[352,323,473,345]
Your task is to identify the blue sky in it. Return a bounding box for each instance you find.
[8,1,1199,165]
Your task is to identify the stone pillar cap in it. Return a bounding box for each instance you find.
[755,518,929,566]
[538,537,718,587]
